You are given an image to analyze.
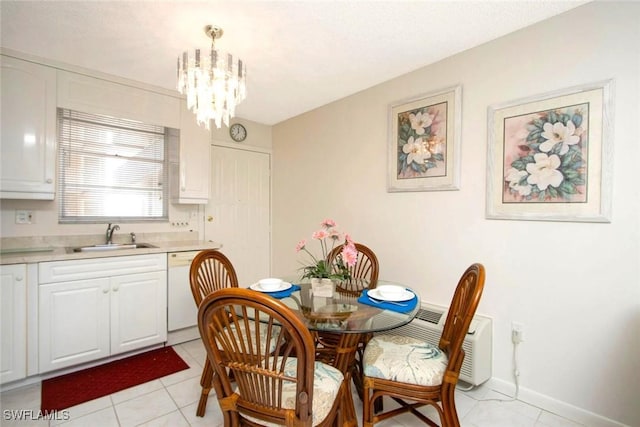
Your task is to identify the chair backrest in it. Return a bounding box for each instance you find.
[439,263,485,386]
[198,288,316,425]
[328,242,379,293]
[189,250,239,305]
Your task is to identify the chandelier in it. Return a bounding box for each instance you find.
[177,25,247,130]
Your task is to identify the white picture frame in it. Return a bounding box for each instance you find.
[486,80,614,222]
[387,85,461,192]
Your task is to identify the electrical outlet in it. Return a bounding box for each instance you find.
[512,321,524,343]
[15,210,34,224]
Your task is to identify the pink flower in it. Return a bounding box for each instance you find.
[312,230,328,240]
[295,239,306,252]
[341,243,358,267]
[344,233,354,245]
[321,219,336,228]
[328,229,341,240]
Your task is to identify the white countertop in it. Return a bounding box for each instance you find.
[0,240,222,265]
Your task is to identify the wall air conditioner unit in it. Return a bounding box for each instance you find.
[380,302,492,387]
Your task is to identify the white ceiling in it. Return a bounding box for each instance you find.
[1,1,587,126]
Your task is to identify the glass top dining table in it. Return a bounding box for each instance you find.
[275,279,421,334]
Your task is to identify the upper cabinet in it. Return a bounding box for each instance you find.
[0,56,57,200]
[57,70,180,129]
[170,100,211,204]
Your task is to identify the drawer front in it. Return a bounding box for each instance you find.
[39,254,167,284]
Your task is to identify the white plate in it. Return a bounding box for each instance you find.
[368,288,415,302]
[249,282,292,293]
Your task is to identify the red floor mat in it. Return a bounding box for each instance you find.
[41,347,189,411]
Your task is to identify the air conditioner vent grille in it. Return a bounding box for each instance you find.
[415,308,443,324]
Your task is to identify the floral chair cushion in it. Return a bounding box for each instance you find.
[242,359,344,426]
[363,334,448,386]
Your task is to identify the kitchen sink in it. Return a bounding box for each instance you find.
[70,243,157,253]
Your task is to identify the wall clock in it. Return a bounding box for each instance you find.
[229,123,247,142]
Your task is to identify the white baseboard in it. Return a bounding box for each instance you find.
[166,326,200,346]
[489,378,629,427]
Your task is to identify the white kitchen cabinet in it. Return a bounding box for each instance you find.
[38,254,167,373]
[170,100,211,204]
[39,278,111,372]
[0,55,56,199]
[110,271,167,355]
[57,70,180,129]
[0,264,27,384]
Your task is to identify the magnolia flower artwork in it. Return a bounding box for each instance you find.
[388,86,461,192]
[396,103,447,179]
[502,105,589,203]
[487,81,612,223]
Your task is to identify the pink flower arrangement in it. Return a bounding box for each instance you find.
[296,219,357,280]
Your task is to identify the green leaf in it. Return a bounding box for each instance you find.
[548,111,558,123]
[511,159,527,170]
[573,177,586,185]
[559,181,577,194]
[527,130,541,141]
[532,118,546,129]
[561,151,576,167]
[572,113,583,127]
[562,169,579,180]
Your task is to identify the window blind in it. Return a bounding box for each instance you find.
[58,109,169,222]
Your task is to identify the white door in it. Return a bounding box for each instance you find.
[205,146,271,286]
[0,264,27,384]
[111,271,167,355]
[39,278,111,373]
[0,56,57,198]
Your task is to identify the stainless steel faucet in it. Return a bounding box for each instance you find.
[105,223,120,245]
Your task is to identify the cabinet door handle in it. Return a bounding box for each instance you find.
[112,286,119,292]
[46,178,53,183]
[103,288,109,294]
[15,276,23,281]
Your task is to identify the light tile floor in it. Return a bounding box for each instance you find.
[1,339,586,427]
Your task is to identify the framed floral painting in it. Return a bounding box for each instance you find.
[387,85,461,192]
[486,80,613,222]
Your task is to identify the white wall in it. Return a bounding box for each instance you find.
[272,3,640,426]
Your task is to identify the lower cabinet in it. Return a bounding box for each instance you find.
[0,264,27,384]
[38,254,167,373]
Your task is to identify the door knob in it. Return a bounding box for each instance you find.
[207,216,214,222]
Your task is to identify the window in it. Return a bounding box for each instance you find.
[58,109,169,222]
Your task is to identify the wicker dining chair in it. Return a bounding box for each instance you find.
[317,243,379,395]
[362,263,486,427]
[328,242,379,295]
[198,287,349,427]
[189,250,239,417]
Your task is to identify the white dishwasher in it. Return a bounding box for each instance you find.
[167,251,200,332]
